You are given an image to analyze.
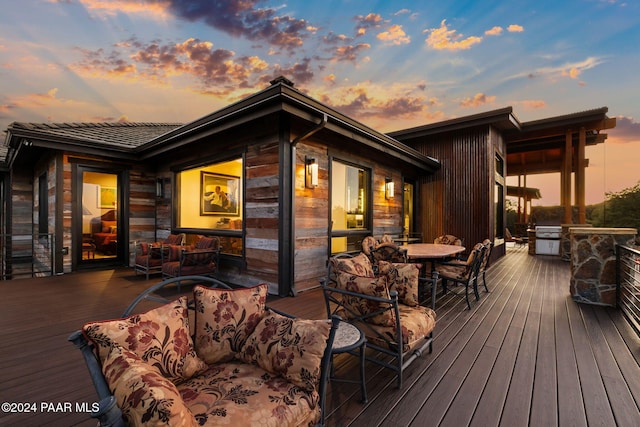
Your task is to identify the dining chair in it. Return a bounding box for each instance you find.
[434,243,486,309]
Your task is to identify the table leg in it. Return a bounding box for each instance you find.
[359,341,368,403]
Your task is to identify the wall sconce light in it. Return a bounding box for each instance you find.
[156,178,165,198]
[305,157,318,188]
[385,177,394,200]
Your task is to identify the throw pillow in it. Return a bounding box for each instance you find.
[182,249,214,266]
[195,236,218,249]
[335,272,395,326]
[237,309,331,392]
[377,261,422,307]
[193,284,268,364]
[83,296,207,384]
[330,252,374,277]
[103,344,198,427]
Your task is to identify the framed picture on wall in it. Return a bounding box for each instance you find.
[200,172,239,216]
[99,186,117,209]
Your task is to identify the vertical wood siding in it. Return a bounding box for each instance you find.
[411,126,498,249]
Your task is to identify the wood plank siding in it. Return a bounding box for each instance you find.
[294,142,330,292]
[245,140,281,287]
[2,245,639,426]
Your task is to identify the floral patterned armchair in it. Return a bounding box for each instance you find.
[321,252,437,388]
[69,276,339,427]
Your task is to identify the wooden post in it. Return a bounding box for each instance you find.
[563,130,573,224]
[577,128,586,224]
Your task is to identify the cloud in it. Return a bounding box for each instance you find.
[563,67,582,79]
[459,92,496,107]
[77,0,172,20]
[377,25,411,45]
[517,100,546,110]
[331,43,371,63]
[354,13,385,36]
[511,56,604,82]
[425,20,482,51]
[162,0,310,50]
[507,24,524,32]
[485,26,503,36]
[609,116,640,143]
[316,83,440,124]
[267,58,315,85]
[72,37,274,93]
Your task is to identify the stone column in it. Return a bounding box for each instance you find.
[561,224,591,261]
[569,227,637,306]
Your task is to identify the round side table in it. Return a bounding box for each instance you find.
[331,321,367,403]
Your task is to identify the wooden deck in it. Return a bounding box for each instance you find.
[1,245,640,426]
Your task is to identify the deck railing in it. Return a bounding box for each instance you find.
[616,244,640,337]
[1,233,55,280]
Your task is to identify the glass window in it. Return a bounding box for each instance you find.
[330,160,370,253]
[176,158,243,255]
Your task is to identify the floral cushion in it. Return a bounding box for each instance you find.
[434,234,462,246]
[335,272,395,326]
[355,304,437,353]
[193,284,268,364]
[361,235,378,255]
[377,261,422,307]
[103,344,198,427]
[370,242,407,264]
[178,362,320,427]
[237,310,331,392]
[438,243,482,280]
[330,252,374,277]
[83,297,207,384]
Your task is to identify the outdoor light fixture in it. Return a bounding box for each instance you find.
[385,177,394,199]
[305,157,318,188]
[156,178,165,198]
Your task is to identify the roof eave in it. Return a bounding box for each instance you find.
[141,82,440,173]
[388,107,521,140]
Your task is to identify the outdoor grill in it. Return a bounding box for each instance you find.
[535,225,562,255]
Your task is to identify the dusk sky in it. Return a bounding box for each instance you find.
[1,0,639,205]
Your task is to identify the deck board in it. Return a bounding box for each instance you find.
[1,245,640,426]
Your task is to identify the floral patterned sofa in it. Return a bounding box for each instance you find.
[69,276,338,427]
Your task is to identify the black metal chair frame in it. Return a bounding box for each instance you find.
[478,240,494,294]
[321,253,436,388]
[436,244,486,309]
[69,275,339,427]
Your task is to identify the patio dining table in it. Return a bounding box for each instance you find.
[405,243,466,310]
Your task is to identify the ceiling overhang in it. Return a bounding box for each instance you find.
[505,108,615,177]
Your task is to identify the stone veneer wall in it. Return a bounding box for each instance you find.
[561,224,591,261]
[570,227,637,306]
